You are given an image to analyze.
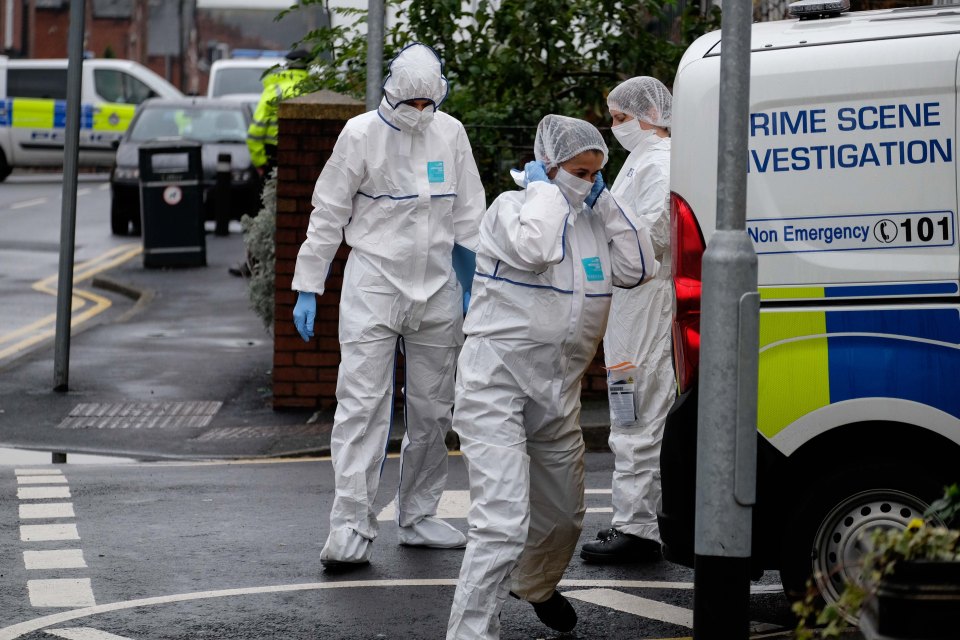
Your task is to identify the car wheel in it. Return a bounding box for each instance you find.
[0,150,11,182]
[110,197,130,235]
[779,464,944,621]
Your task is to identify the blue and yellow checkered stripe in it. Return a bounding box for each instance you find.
[758,296,960,438]
[0,98,131,132]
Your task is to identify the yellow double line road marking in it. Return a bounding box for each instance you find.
[0,244,142,361]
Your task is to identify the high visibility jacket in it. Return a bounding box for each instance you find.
[246,68,309,169]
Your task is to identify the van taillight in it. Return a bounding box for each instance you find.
[671,192,705,394]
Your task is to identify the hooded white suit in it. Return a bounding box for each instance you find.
[291,43,486,564]
[446,115,657,639]
[602,76,675,543]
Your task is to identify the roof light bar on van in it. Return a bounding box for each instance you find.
[789,0,850,19]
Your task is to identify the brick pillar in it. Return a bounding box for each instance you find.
[272,90,365,410]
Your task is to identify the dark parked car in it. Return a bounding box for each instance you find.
[110,97,259,236]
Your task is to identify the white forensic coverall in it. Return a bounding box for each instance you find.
[603,134,674,542]
[291,43,486,564]
[447,170,657,639]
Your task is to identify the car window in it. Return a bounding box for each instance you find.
[94,69,156,105]
[8,68,68,99]
[211,68,272,97]
[129,107,248,143]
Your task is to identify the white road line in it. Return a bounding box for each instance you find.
[27,579,96,608]
[76,188,92,196]
[24,550,87,570]
[565,588,694,628]
[378,490,471,521]
[17,476,69,485]
[18,487,71,500]
[47,629,135,640]
[11,198,47,210]
[585,489,612,494]
[0,579,783,639]
[20,524,80,542]
[19,503,76,519]
[15,469,64,476]
[377,490,614,521]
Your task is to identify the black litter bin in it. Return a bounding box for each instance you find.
[139,141,206,268]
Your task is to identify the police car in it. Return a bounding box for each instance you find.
[0,57,182,181]
[660,1,960,612]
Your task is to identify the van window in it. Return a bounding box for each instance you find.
[211,68,272,97]
[94,69,156,105]
[8,68,68,99]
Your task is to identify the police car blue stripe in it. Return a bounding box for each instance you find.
[81,104,94,129]
[825,282,958,298]
[826,308,960,418]
[53,101,67,128]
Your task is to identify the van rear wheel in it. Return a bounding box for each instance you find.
[0,151,11,182]
[778,465,943,621]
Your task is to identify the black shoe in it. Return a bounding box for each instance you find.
[580,529,661,564]
[511,590,577,632]
[597,527,617,540]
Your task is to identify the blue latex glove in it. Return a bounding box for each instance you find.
[452,243,477,314]
[523,160,549,186]
[293,291,316,342]
[586,171,605,208]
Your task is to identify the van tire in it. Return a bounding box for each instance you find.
[0,151,11,182]
[110,200,130,236]
[778,463,945,618]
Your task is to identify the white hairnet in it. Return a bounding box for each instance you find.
[533,114,608,171]
[382,43,449,109]
[607,76,672,129]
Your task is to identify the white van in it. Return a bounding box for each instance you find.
[660,3,960,610]
[0,57,182,181]
[206,57,281,101]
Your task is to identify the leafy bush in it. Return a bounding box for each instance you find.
[241,170,278,333]
[285,0,719,198]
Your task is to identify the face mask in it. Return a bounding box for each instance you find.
[612,118,655,152]
[553,168,593,206]
[393,103,436,133]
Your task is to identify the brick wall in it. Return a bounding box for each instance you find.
[272,91,365,410]
[271,90,608,409]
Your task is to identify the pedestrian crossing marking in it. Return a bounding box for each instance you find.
[19,504,75,520]
[27,579,96,608]
[17,476,68,485]
[20,524,80,543]
[24,550,87,571]
[18,487,71,500]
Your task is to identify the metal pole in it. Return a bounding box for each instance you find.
[4,0,14,50]
[53,0,86,392]
[692,0,758,635]
[365,0,384,111]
